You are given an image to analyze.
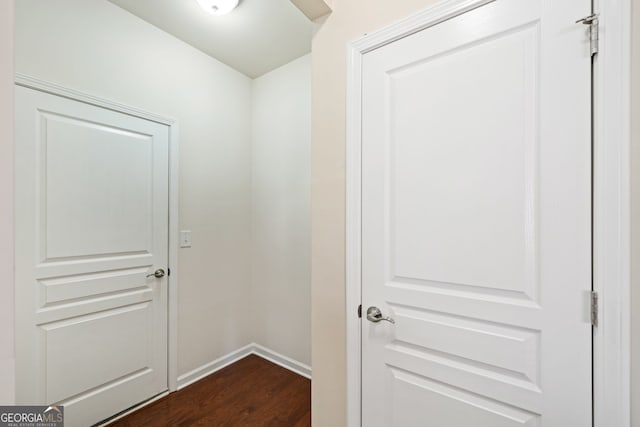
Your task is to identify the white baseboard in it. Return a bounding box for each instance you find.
[176,343,311,390]
[252,344,312,379]
[177,343,254,390]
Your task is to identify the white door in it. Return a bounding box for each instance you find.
[361,0,592,426]
[15,86,169,427]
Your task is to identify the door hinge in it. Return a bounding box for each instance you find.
[576,13,599,56]
[591,291,599,327]
[358,304,362,318]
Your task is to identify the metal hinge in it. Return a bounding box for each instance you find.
[576,13,599,56]
[591,291,599,327]
[358,304,362,318]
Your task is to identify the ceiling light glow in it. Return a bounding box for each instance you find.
[196,0,239,16]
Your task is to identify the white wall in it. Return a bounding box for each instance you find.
[14,0,254,378]
[251,55,311,366]
[0,0,15,405]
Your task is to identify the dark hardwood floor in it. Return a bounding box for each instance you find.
[107,355,311,427]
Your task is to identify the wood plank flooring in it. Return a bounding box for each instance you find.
[107,355,311,427]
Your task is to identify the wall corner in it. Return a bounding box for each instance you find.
[290,0,332,21]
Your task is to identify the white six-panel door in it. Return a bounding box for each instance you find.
[15,86,170,427]
[361,0,592,425]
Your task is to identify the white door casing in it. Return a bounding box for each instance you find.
[15,85,170,427]
[359,0,591,426]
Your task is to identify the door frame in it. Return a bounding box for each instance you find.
[344,0,632,426]
[15,73,182,393]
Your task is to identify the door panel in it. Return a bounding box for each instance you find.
[391,22,538,298]
[390,368,538,427]
[44,303,152,404]
[43,112,153,259]
[361,0,591,426]
[15,86,169,427]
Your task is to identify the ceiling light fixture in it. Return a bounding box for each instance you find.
[196,0,239,16]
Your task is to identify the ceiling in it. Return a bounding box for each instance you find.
[109,0,312,78]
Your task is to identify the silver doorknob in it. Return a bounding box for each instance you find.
[366,306,395,324]
[146,269,165,279]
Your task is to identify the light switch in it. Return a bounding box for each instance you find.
[180,230,192,248]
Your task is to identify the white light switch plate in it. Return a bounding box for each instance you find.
[180,230,192,248]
